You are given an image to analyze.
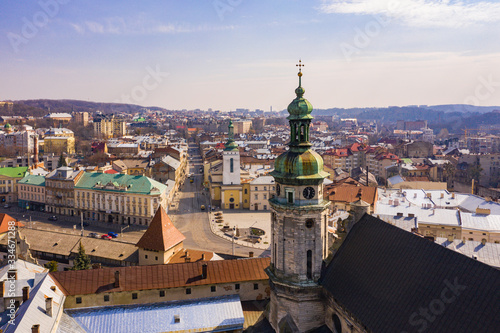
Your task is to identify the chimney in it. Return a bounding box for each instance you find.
[9,270,17,280]
[201,264,208,279]
[45,297,53,317]
[249,251,254,258]
[201,253,205,261]
[185,257,191,263]
[22,286,29,302]
[31,325,40,333]
[114,271,120,288]
[33,136,39,165]
[185,250,189,258]
[447,235,454,242]
[0,281,4,297]
[481,239,487,245]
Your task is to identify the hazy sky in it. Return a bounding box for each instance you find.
[1,0,500,111]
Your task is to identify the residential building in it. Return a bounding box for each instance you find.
[93,116,127,139]
[17,174,46,211]
[0,167,28,203]
[74,172,169,225]
[73,111,89,126]
[233,120,252,134]
[45,167,84,216]
[249,176,275,211]
[43,128,75,155]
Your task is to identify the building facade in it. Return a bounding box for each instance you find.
[17,174,46,211]
[45,167,84,216]
[0,167,28,203]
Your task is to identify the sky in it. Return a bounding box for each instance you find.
[1,0,500,111]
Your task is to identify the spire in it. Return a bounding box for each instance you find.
[224,119,238,151]
[136,205,185,252]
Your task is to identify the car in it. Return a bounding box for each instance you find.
[108,232,118,238]
[83,222,90,227]
[200,205,206,210]
[101,234,112,240]
[88,232,99,238]
[190,179,194,183]
[3,204,10,209]
[48,216,58,221]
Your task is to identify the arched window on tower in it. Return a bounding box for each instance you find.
[300,124,305,141]
[230,158,234,173]
[295,124,299,142]
[307,250,312,279]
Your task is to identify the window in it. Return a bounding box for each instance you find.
[211,286,216,292]
[104,295,110,302]
[76,297,82,304]
[264,205,267,210]
[235,283,240,290]
[159,290,165,297]
[145,255,148,259]
[244,189,248,194]
[255,187,258,191]
[253,283,259,290]
[230,158,234,173]
[186,288,191,295]
[287,192,293,204]
[263,194,267,200]
[306,250,312,279]
[155,256,158,261]
[254,195,258,200]
[132,293,138,300]
[264,186,267,191]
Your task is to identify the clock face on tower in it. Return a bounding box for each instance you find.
[303,187,315,199]
[276,184,281,196]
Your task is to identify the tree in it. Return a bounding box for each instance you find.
[468,163,483,183]
[44,260,58,272]
[72,241,91,270]
[443,162,456,188]
[57,153,67,168]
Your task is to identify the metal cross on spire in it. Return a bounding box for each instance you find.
[296,59,304,76]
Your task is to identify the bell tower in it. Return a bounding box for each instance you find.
[222,119,241,186]
[267,61,330,332]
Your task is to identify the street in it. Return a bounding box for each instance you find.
[169,143,266,257]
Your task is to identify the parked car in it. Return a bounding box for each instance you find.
[200,205,206,210]
[48,216,58,221]
[101,234,112,240]
[190,179,194,183]
[88,232,99,238]
[108,232,118,238]
[3,204,10,209]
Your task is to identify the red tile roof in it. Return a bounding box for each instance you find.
[136,206,186,252]
[104,169,119,174]
[0,214,24,233]
[50,257,271,295]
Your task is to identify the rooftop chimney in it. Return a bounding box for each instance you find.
[45,297,53,317]
[31,325,40,333]
[201,264,208,279]
[447,235,454,243]
[201,253,205,261]
[22,286,29,302]
[8,270,17,280]
[249,251,254,258]
[114,271,120,288]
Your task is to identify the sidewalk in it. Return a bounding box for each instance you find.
[208,210,271,251]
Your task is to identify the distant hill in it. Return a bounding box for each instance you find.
[10,99,170,116]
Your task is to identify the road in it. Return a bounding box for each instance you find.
[169,143,266,258]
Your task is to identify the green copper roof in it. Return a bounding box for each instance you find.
[18,174,45,186]
[271,62,329,185]
[224,119,238,151]
[75,172,167,195]
[4,123,11,129]
[0,167,28,178]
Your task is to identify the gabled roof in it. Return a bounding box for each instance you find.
[50,257,271,295]
[0,214,23,233]
[321,214,500,333]
[136,205,186,251]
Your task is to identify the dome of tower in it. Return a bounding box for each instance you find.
[271,149,329,185]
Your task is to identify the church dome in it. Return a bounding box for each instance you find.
[287,78,313,120]
[4,123,11,129]
[271,149,329,185]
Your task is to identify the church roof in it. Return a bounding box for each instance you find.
[136,205,185,252]
[321,214,500,333]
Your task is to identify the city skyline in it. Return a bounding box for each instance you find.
[1,0,500,111]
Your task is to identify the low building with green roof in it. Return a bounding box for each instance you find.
[18,174,46,211]
[74,172,170,226]
[0,167,28,203]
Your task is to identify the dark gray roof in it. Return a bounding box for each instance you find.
[321,214,500,333]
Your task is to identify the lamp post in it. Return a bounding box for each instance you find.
[121,225,130,238]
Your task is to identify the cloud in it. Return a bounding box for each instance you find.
[69,18,234,35]
[319,0,500,28]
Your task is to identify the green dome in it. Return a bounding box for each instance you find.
[271,149,329,185]
[287,87,313,120]
[4,123,11,129]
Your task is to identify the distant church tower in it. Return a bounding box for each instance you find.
[223,119,241,186]
[267,61,330,332]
